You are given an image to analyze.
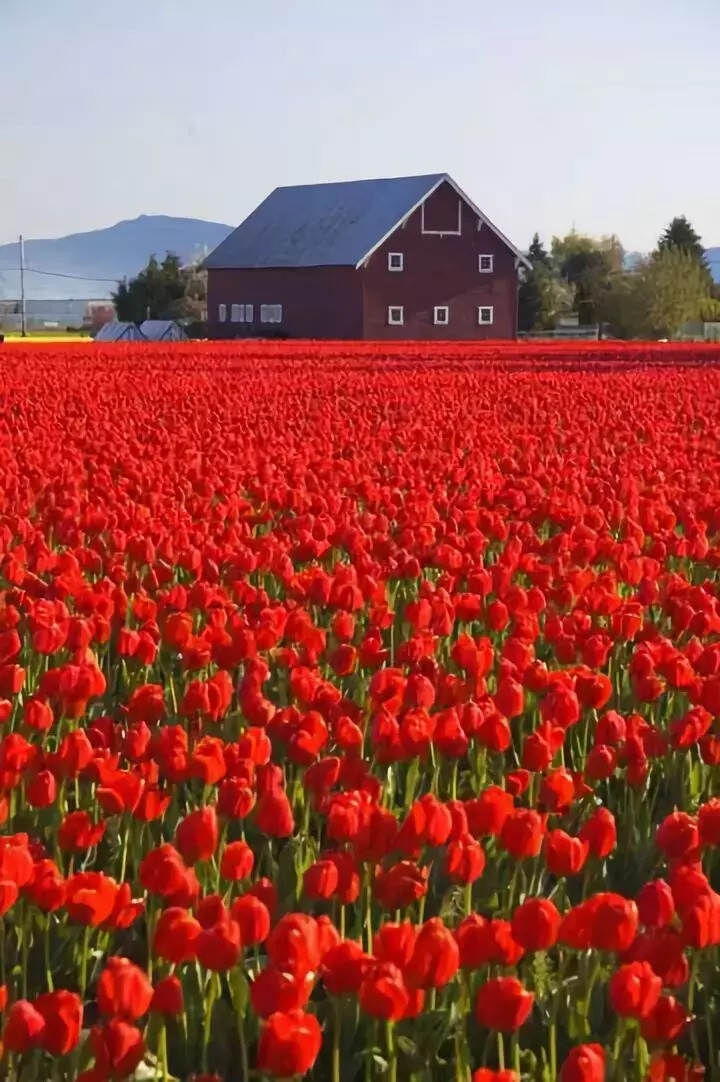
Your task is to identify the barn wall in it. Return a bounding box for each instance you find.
[207,267,362,339]
[361,181,519,340]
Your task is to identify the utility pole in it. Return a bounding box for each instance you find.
[19,234,26,337]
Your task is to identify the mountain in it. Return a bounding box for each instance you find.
[623,250,645,270]
[0,215,234,300]
[706,247,720,284]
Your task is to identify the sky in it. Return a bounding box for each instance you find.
[1,0,719,253]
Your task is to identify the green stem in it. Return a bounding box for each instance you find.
[44,916,54,992]
[332,999,341,1082]
[549,1018,557,1079]
[79,924,90,998]
[386,1020,397,1082]
[202,973,218,1072]
[510,1030,520,1075]
[497,1030,505,1071]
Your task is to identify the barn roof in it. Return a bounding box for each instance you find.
[204,173,530,270]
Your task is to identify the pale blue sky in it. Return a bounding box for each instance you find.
[2,0,719,252]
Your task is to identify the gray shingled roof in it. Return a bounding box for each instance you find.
[94,321,146,342]
[140,320,188,341]
[204,174,447,269]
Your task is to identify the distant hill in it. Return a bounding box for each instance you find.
[623,250,645,271]
[0,215,234,300]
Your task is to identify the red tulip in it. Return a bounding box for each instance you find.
[475,977,534,1032]
[359,962,409,1020]
[511,898,560,951]
[255,788,294,837]
[257,1009,322,1077]
[321,940,371,996]
[230,894,271,945]
[558,1044,605,1082]
[3,1000,46,1052]
[405,918,460,989]
[151,975,184,1016]
[176,806,218,864]
[219,839,254,881]
[500,809,545,859]
[35,989,83,1055]
[91,1019,146,1078]
[641,995,690,1042]
[609,961,662,1018]
[97,957,153,1020]
[153,906,201,963]
[637,879,675,929]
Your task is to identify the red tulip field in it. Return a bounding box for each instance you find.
[4,339,720,1082]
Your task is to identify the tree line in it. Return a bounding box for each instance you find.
[519,216,720,337]
[112,254,206,325]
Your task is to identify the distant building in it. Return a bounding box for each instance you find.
[678,320,720,342]
[205,173,530,340]
[0,298,115,333]
[140,320,188,341]
[94,321,146,342]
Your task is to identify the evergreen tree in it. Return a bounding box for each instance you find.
[658,215,708,264]
[113,253,187,322]
[518,234,572,332]
[527,233,552,269]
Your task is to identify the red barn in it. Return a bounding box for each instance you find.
[205,173,529,340]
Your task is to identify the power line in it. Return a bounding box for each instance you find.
[0,266,120,283]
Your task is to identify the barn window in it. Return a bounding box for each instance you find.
[231,304,243,322]
[478,306,494,325]
[388,252,404,271]
[433,306,449,325]
[218,303,227,322]
[478,254,494,273]
[260,304,282,324]
[245,304,254,322]
[387,306,404,325]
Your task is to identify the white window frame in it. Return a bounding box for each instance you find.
[218,303,227,323]
[260,304,282,324]
[478,305,494,325]
[478,254,494,273]
[433,306,449,326]
[388,252,404,272]
[231,303,243,322]
[387,306,404,326]
[244,304,254,323]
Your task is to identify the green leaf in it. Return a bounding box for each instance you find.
[229,968,249,1019]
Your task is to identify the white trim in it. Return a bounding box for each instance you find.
[355,174,532,270]
[387,305,404,326]
[433,306,449,326]
[421,197,462,236]
[388,252,404,271]
[478,305,494,325]
[260,304,282,324]
[478,254,494,273]
[218,303,227,323]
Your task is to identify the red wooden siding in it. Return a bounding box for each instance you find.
[207,267,362,339]
[361,181,518,340]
